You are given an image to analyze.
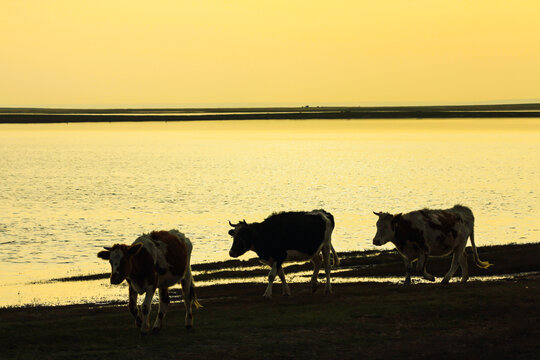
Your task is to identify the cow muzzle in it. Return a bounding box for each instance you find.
[110,274,124,285]
[229,250,239,258]
[372,238,382,246]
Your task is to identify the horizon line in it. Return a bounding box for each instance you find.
[2,99,540,111]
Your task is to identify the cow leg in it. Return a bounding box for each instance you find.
[263,262,279,299]
[322,244,332,295]
[459,251,469,283]
[181,277,194,329]
[416,254,424,272]
[442,251,463,284]
[128,286,142,329]
[403,258,412,285]
[310,254,323,293]
[140,287,156,335]
[152,288,170,333]
[419,254,435,282]
[277,267,291,296]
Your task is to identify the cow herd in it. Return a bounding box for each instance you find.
[98,204,492,335]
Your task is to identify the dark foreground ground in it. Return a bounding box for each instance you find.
[1,243,539,359]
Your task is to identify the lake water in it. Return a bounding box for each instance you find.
[0,119,538,306]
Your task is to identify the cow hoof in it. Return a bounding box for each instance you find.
[263,294,272,299]
[151,327,161,334]
[135,318,142,328]
[140,330,149,337]
[185,325,193,331]
[424,275,435,282]
[311,283,319,293]
[461,277,469,283]
[441,278,450,284]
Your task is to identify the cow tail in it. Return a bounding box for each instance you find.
[331,245,340,267]
[190,279,203,309]
[470,227,492,269]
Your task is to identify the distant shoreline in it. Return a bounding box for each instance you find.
[1,103,540,123]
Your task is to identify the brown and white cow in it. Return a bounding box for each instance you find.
[98,229,201,334]
[372,205,492,284]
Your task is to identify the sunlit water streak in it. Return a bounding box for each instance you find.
[0,119,538,306]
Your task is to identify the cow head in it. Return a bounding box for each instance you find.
[228,220,252,257]
[97,243,143,284]
[372,212,401,246]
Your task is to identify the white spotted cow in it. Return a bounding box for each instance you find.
[373,205,492,284]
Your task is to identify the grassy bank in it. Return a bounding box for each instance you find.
[1,243,539,359]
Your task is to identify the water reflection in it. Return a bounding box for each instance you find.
[0,119,538,306]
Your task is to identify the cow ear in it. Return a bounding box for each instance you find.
[228,229,235,236]
[97,250,110,260]
[128,243,143,256]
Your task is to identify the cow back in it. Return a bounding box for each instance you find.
[395,205,474,257]
[257,212,328,260]
[150,231,189,278]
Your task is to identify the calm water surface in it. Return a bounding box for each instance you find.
[0,119,538,306]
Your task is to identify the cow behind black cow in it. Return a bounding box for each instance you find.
[372,205,492,284]
[228,209,337,298]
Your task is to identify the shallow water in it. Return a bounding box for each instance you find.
[0,119,538,306]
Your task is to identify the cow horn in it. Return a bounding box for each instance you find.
[373,211,381,216]
[229,220,239,227]
[103,246,112,251]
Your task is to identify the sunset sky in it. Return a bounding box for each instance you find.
[1,1,539,107]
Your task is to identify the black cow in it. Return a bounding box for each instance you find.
[372,205,492,284]
[228,209,338,298]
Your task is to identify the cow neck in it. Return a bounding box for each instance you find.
[391,217,410,250]
[391,216,426,253]
[124,254,136,282]
[249,222,265,255]
[126,249,140,281]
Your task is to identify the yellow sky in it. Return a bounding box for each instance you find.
[1,1,539,107]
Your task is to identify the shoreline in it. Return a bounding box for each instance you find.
[6,242,538,310]
[48,242,540,283]
[0,242,538,359]
[1,103,540,123]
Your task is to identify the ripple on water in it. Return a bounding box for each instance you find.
[0,119,538,304]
